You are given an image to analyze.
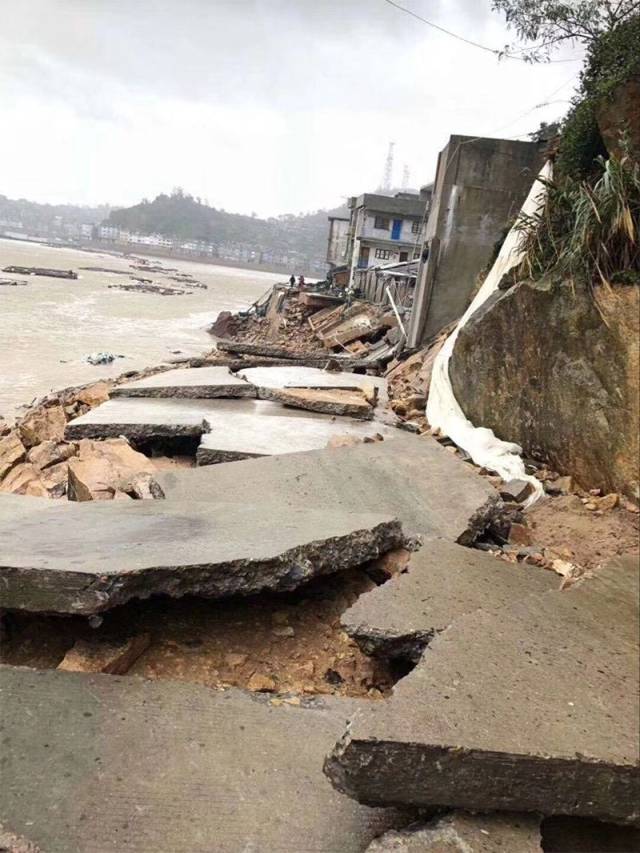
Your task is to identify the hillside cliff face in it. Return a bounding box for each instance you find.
[449,278,639,502]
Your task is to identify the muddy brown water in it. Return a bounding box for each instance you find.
[0,238,281,419]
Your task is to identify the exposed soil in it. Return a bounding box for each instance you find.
[0,566,397,700]
[526,494,639,571]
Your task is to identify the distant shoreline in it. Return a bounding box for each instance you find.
[0,233,317,278]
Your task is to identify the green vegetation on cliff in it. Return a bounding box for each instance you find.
[556,13,640,180]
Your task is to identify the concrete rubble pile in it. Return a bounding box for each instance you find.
[211,283,402,366]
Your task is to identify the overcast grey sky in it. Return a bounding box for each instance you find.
[0,0,584,216]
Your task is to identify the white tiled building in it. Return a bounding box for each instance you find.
[345,189,431,285]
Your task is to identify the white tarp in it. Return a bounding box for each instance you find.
[426,161,553,505]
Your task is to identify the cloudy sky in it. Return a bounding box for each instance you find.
[0,0,584,216]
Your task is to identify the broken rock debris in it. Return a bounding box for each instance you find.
[366,812,543,852]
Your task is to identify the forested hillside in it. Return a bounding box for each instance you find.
[105,190,348,260]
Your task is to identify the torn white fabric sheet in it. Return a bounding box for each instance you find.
[426,161,553,505]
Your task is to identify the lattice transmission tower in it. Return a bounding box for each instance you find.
[381,142,395,191]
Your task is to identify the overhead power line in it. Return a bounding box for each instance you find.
[381,0,582,63]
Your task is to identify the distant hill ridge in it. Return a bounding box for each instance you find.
[104,190,349,261]
[0,190,349,266]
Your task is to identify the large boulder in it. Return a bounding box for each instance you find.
[67,438,157,501]
[18,403,67,448]
[0,463,48,497]
[0,431,26,480]
[449,278,639,502]
[26,440,77,471]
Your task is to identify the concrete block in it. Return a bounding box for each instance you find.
[342,539,557,661]
[0,668,403,852]
[249,387,374,420]
[111,366,257,399]
[65,398,220,441]
[0,498,404,614]
[325,556,640,824]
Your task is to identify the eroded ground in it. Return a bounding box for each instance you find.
[0,566,397,699]
[526,494,639,571]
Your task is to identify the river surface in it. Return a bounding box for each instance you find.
[0,239,281,418]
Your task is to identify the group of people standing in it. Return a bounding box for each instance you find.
[288,274,305,287]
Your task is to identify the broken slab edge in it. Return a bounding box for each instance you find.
[343,625,435,663]
[65,423,206,441]
[259,388,374,420]
[456,493,503,545]
[195,447,265,466]
[324,737,640,826]
[0,519,407,616]
[110,385,258,400]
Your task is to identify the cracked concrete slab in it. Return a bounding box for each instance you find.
[325,555,640,824]
[158,434,500,544]
[238,365,386,397]
[110,366,257,398]
[0,499,404,614]
[0,667,403,853]
[65,398,221,440]
[196,399,396,464]
[216,340,373,368]
[265,387,375,420]
[65,396,395,457]
[366,812,542,851]
[342,539,557,661]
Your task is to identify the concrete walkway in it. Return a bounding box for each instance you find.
[157,433,500,544]
[111,366,257,398]
[197,399,395,463]
[0,668,403,853]
[66,398,219,440]
[0,499,404,614]
[66,393,396,459]
[237,365,387,398]
[325,555,640,824]
[341,539,557,661]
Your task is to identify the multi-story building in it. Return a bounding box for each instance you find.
[344,188,431,285]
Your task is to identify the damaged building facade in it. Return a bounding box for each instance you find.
[327,136,543,342]
[344,189,431,286]
[406,135,545,347]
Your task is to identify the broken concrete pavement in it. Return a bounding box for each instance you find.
[0,498,405,614]
[341,539,557,661]
[111,366,257,399]
[0,667,404,853]
[157,433,500,544]
[264,387,375,420]
[325,555,640,824]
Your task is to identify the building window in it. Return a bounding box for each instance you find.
[374,216,390,230]
[375,248,392,260]
[411,220,422,234]
[399,252,409,262]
